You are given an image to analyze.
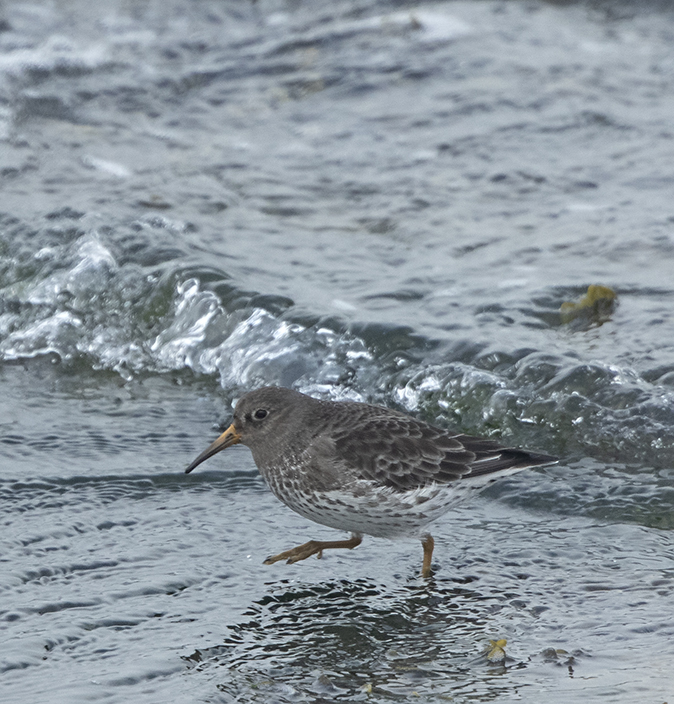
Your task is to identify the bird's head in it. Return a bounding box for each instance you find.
[184,386,314,473]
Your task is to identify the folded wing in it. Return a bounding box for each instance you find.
[330,409,556,492]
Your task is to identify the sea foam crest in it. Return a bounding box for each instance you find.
[151,279,375,394]
[0,231,376,393]
[0,234,117,361]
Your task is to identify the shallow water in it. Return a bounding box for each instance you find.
[2,0,674,702]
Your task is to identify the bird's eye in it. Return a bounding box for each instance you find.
[253,408,268,420]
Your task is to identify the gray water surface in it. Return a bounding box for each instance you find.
[2,1,674,702]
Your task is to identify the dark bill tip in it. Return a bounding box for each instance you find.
[184,423,242,474]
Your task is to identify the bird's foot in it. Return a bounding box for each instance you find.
[421,534,434,578]
[264,540,326,565]
[264,535,362,566]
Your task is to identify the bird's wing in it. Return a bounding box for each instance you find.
[328,410,555,492]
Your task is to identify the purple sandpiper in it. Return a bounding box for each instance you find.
[185,386,557,577]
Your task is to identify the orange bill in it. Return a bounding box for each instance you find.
[185,423,242,474]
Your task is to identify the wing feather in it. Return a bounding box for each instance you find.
[326,405,556,492]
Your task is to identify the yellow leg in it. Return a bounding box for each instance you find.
[264,534,363,565]
[421,534,434,577]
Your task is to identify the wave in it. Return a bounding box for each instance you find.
[1,227,673,467]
